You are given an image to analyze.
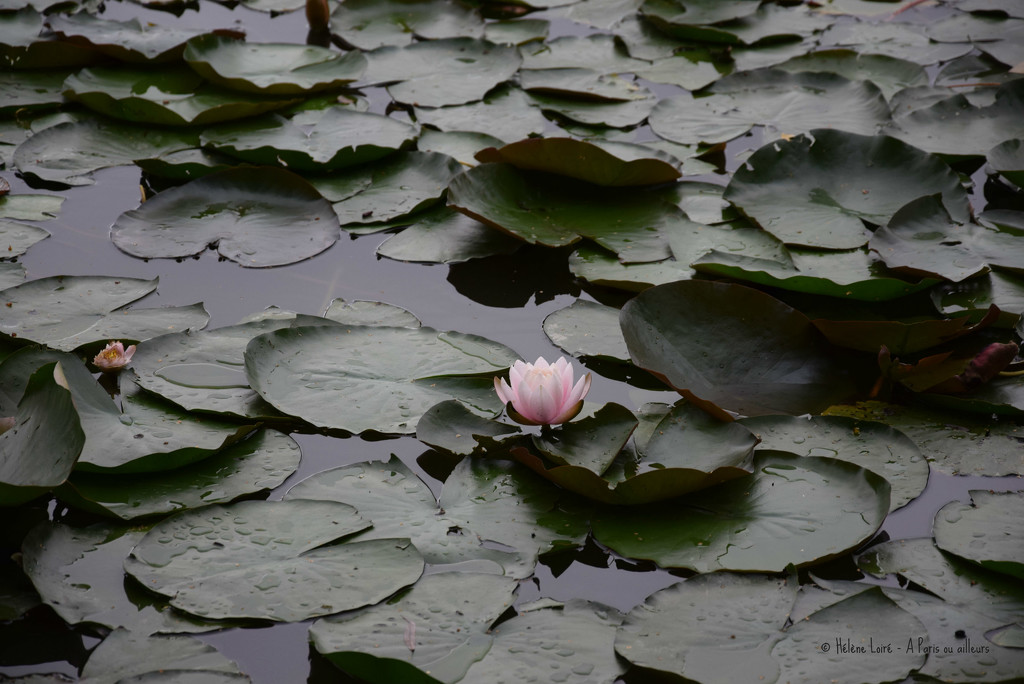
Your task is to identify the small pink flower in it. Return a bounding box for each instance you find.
[494,356,591,426]
[93,341,136,372]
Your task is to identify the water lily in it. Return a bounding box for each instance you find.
[92,341,136,372]
[494,356,591,426]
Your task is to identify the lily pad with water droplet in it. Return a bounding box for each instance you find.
[111,167,341,268]
[934,490,1024,581]
[330,0,484,50]
[47,13,224,63]
[543,299,630,362]
[0,219,48,257]
[376,206,522,264]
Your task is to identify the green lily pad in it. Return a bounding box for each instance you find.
[124,499,422,622]
[819,20,974,65]
[475,138,679,187]
[568,243,690,291]
[776,49,929,101]
[311,571,518,684]
[620,279,855,418]
[988,139,1024,188]
[112,166,340,267]
[592,450,890,571]
[0,69,72,116]
[723,129,970,249]
[414,86,549,142]
[0,219,48,257]
[245,324,518,434]
[130,314,338,419]
[416,399,520,456]
[519,33,649,73]
[415,129,506,166]
[632,50,728,91]
[886,80,1024,158]
[525,91,656,128]
[1,8,101,69]
[61,429,300,519]
[447,163,687,263]
[63,67,300,127]
[520,68,651,102]
[323,298,421,327]
[47,13,219,63]
[286,455,589,578]
[0,363,84,507]
[739,414,929,512]
[184,35,366,95]
[932,270,1024,322]
[14,118,198,186]
[376,206,522,264]
[330,0,484,50]
[200,108,416,172]
[650,69,889,146]
[543,299,629,362]
[811,308,998,355]
[639,0,761,43]
[21,522,221,634]
[0,262,25,290]
[80,629,244,684]
[934,491,1024,581]
[694,247,938,301]
[824,401,1024,477]
[484,18,549,45]
[531,402,638,473]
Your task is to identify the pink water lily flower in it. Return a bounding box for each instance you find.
[494,356,591,426]
[92,341,136,372]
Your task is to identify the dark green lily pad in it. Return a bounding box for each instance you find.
[63,67,300,127]
[413,86,549,141]
[819,20,973,65]
[694,247,938,301]
[639,0,761,43]
[21,522,221,634]
[620,279,854,418]
[124,499,422,622]
[415,129,506,166]
[323,298,421,328]
[886,80,1024,158]
[447,163,688,263]
[932,270,1024,323]
[245,324,518,434]
[0,219,48,257]
[365,38,521,108]
[0,70,72,116]
[543,299,629,362]
[1,8,101,69]
[592,450,890,571]
[519,33,649,73]
[723,129,970,249]
[824,401,1024,476]
[0,363,84,507]
[740,414,928,512]
[14,118,198,186]
[376,206,522,264]
[475,137,679,187]
[934,490,1024,581]
[525,91,656,129]
[61,429,300,519]
[650,69,889,146]
[47,13,219,63]
[80,629,244,683]
[519,68,651,102]
[111,166,340,267]
[132,147,237,182]
[776,49,929,101]
[200,108,416,172]
[184,35,366,95]
[416,399,519,456]
[632,50,728,91]
[568,244,690,291]
[811,308,998,355]
[330,0,484,50]
[310,571,518,684]
[130,314,338,419]
[988,138,1024,189]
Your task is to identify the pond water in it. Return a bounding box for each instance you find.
[2,0,1024,682]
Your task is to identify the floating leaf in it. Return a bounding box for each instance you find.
[934,490,1024,581]
[376,206,522,264]
[245,324,518,434]
[330,0,484,50]
[519,34,649,73]
[932,270,1024,323]
[776,49,929,101]
[593,450,890,571]
[111,167,340,268]
[740,414,928,512]
[525,91,656,129]
[1,8,100,69]
[80,629,245,684]
[124,499,422,622]
[416,399,519,456]
[543,299,629,362]
[47,14,219,63]
[413,86,549,141]
[0,219,48,257]
[323,298,421,328]
[620,279,854,418]
[723,129,970,249]
[988,139,1024,188]
[184,35,366,95]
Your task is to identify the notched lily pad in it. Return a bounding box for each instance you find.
[111,166,341,268]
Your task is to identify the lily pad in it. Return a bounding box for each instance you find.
[543,299,630,362]
[0,262,25,290]
[447,163,687,263]
[0,219,48,257]
[520,68,650,103]
[639,0,761,43]
[14,118,198,186]
[934,490,1024,581]
[47,13,220,63]
[376,206,522,264]
[723,129,970,249]
[519,34,649,73]
[525,91,656,129]
[130,314,338,419]
[819,20,974,66]
[776,49,929,101]
[361,38,520,108]
[0,70,71,116]
[330,0,484,50]
[592,450,890,571]
[475,138,680,186]
[0,363,84,507]
[245,324,519,434]
[184,35,366,95]
[61,429,300,519]
[932,270,1024,322]
[824,401,1024,477]
[739,414,928,512]
[124,499,422,622]
[80,629,245,684]
[650,69,890,146]
[63,67,300,127]
[416,399,519,456]
[568,243,691,291]
[200,108,416,172]
[988,139,1024,188]
[619,279,854,418]
[111,166,340,268]
[413,86,549,142]
[323,298,421,328]
[1,8,101,69]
